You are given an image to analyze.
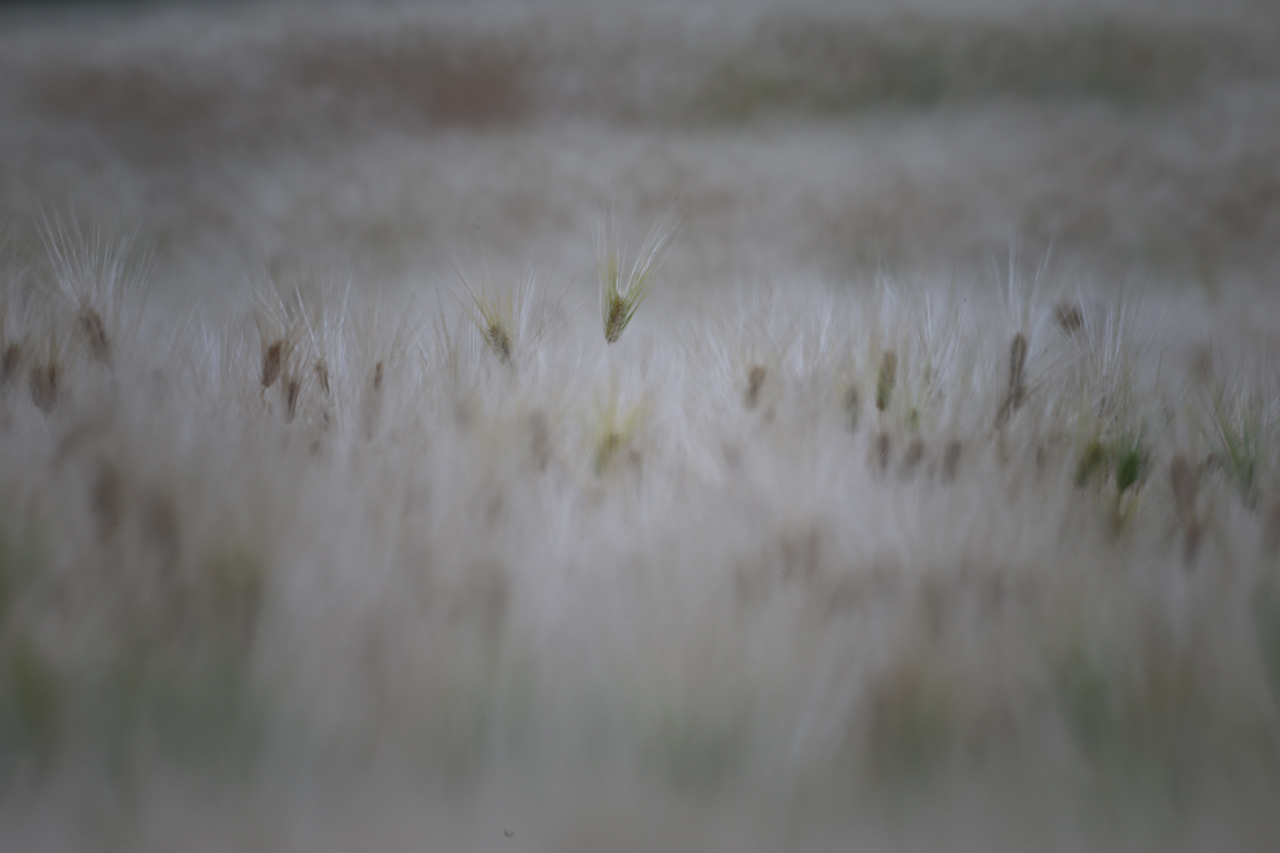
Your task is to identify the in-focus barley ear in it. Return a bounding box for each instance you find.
[876,351,897,413]
[596,210,678,345]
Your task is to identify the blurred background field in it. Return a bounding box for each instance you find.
[4,1,1280,851]
[3,0,1280,300]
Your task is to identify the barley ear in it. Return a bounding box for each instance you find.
[875,351,897,412]
[595,210,678,345]
[996,333,1027,428]
[1008,333,1027,409]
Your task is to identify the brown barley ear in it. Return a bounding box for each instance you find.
[1054,301,1084,335]
[995,333,1027,428]
[77,305,111,365]
[261,339,287,389]
[875,351,897,412]
[362,361,385,440]
[313,358,330,397]
[1008,333,1027,408]
[283,374,302,423]
[745,365,766,410]
[29,361,59,413]
[1,342,21,388]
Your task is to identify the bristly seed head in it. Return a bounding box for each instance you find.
[1,343,21,387]
[596,210,678,345]
[876,351,897,413]
[995,333,1028,429]
[313,358,330,397]
[29,362,59,413]
[283,376,301,423]
[261,340,285,389]
[1008,333,1027,407]
[488,321,513,365]
[78,305,111,365]
[1055,302,1084,335]
[602,287,632,346]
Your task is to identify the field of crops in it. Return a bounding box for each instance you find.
[3,1,1280,850]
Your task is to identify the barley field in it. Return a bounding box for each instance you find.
[3,0,1280,850]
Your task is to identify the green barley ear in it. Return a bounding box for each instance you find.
[453,259,552,368]
[453,256,517,366]
[595,210,678,344]
[1114,432,1150,495]
[875,350,897,412]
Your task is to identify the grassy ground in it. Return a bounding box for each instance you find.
[3,1,1280,850]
